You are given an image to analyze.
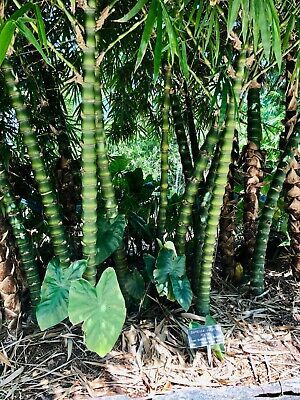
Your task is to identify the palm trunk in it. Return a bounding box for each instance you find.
[196,52,246,315]
[218,132,239,278]
[243,81,264,274]
[283,53,299,278]
[157,64,172,240]
[0,214,21,329]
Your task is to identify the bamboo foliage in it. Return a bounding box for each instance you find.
[196,52,246,315]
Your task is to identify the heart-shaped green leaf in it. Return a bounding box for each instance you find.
[68,267,126,357]
[170,274,193,311]
[125,270,145,300]
[36,259,87,330]
[96,215,126,265]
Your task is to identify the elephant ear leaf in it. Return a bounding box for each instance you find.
[96,215,126,265]
[68,267,126,357]
[36,259,87,330]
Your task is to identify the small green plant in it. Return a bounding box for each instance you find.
[144,241,193,311]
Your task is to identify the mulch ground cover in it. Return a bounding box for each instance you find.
[1,269,300,399]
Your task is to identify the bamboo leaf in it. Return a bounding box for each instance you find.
[8,3,33,21]
[153,2,162,82]
[15,20,50,65]
[272,18,282,70]
[34,4,48,53]
[227,0,241,34]
[204,8,214,52]
[135,0,157,71]
[241,0,249,44]
[251,0,259,54]
[282,15,295,52]
[0,21,16,67]
[161,2,179,62]
[179,40,189,80]
[115,0,148,23]
[215,13,220,63]
[259,1,271,60]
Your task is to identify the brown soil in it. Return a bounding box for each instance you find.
[0,270,299,399]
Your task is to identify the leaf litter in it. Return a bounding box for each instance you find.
[0,271,299,399]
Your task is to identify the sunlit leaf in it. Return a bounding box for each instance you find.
[68,268,126,357]
[161,2,179,62]
[227,0,241,34]
[0,21,15,66]
[115,0,148,23]
[153,2,162,82]
[259,1,271,60]
[282,15,295,52]
[135,0,157,71]
[36,259,87,331]
[241,0,249,44]
[16,20,50,64]
[34,4,48,51]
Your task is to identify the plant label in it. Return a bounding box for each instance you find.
[187,325,224,348]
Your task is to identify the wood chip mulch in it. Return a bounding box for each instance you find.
[0,270,300,399]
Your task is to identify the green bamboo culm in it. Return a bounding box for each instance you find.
[81,0,99,284]
[3,62,70,270]
[251,127,300,295]
[171,91,193,182]
[0,160,41,308]
[243,81,264,274]
[94,69,129,294]
[175,126,219,256]
[196,52,246,315]
[157,64,172,240]
[193,146,221,290]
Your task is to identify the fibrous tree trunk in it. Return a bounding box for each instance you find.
[243,81,265,274]
[218,132,239,278]
[0,215,21,330]
[283,53,299,279]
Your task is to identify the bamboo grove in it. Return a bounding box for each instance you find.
[0,0,299,352]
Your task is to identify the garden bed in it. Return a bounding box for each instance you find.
[1,271,300,399]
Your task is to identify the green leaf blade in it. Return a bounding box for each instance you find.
[69,268,126,357]
[36,259,87,331]
[115,0,148,23]
[0,21,16,66]
[135,0,158,71]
